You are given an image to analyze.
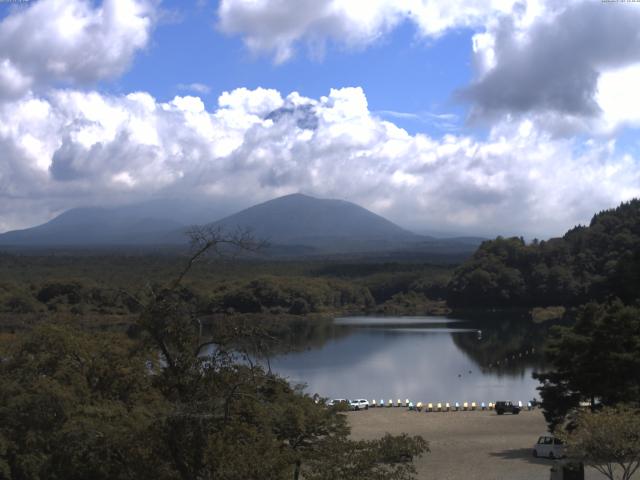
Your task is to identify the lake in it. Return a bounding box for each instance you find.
[265,315,546,405]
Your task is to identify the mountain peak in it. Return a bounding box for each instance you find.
[213,193,417,251]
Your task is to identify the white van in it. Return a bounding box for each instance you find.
[533,435,566,459]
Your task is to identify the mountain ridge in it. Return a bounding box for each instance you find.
[0,193,484,258]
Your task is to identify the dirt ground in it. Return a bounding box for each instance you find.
[347,408,630,480]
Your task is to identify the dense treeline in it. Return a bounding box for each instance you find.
[0,256,453,322]
[448,199,640,308]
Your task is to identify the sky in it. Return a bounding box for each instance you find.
[1,0,640,238]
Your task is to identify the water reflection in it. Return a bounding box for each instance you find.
[266,315,548,403]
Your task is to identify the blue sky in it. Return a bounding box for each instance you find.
[113,3,474,137]
[0,0,639,237]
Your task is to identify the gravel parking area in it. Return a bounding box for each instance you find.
[347,408,625,480]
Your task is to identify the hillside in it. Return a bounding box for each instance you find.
[0,198,222,247]
[447,199,640,307]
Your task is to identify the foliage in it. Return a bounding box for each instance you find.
[534,302,640,431]
[302,434,429,480]
[448,199,640,307]
[0,228,429,479]
[0,254,455,323]
[218,275,374,315]
[559,406,640,480]
[0,323,169,480]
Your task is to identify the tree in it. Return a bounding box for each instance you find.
[559,406,640,480]
[534,301,640,431]
[0,323,169,480]
[302,434,429,480]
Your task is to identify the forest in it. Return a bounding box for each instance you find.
[447,199,640,308]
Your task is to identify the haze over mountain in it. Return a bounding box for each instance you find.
[0,193,483,257]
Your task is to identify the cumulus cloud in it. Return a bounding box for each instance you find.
[461,1,640,132]
[0,0,155,99]
[1,85,638,237]
[217,0,519,63]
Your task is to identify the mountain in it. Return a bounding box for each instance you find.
[0,193,483,258]
[0,198,225,247]
[209,193,420,252]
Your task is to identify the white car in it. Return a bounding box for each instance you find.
[533,435,566,459]
[328,398,350,408]
[349,399,370,411]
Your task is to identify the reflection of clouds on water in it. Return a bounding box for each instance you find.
[269,319,540,403]
[335,316,459,326]
[374,328,478,334]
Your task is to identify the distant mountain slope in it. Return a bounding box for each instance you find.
[0,198,223,246]
[0,207,185,246]
[210,193,421,252]
[447,198,640,307]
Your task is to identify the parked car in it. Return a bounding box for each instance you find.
[533,435,566,459]
[349,399,370,411]
[328,398,350,408]
[495,401,521,415]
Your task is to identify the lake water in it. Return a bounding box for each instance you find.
[266,315,546,405]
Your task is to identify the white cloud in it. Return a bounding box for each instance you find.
[0,0,155,99]
[1,86,638,238]
[463,0,640,134]
[217,0,520,63]
[596,64,640,132]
